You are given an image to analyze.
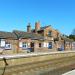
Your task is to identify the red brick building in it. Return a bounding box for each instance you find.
[0,21,74,54]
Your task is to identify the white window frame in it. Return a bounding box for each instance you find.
[48,31,52,36]
[0,39,5,47]
[5,42,11,50]
[22,42,27,49]
[43,42,47,47]
[19,42,22,48]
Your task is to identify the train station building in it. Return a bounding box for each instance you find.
[0,21,74,54]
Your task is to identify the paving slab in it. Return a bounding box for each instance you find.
[62,70,75,75]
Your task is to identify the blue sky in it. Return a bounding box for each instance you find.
[0,0,75,35]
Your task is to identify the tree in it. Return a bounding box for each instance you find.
[72,29,75,35]
[69,35,75,41]
[68,29,75,41]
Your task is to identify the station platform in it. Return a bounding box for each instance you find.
[62,70,75,75]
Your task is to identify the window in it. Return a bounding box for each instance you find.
[19,42,28,49]
[43,42,47,47]
[22,42,27,48]
[5,42,11,49]
[0,39,5,47]
[48,31,52,37]
[19,42,22,47]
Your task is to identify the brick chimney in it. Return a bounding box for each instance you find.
[27,23,31,33]
[35,21,40,33]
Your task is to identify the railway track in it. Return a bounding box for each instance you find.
[0,55,75,75]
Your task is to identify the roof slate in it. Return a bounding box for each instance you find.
[13,30,44,40]
[40,25,51,30]
[0,31,17,39]
[31,25,51,32]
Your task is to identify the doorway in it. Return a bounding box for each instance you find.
[30,42,34,52]
[48,42,52,49]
